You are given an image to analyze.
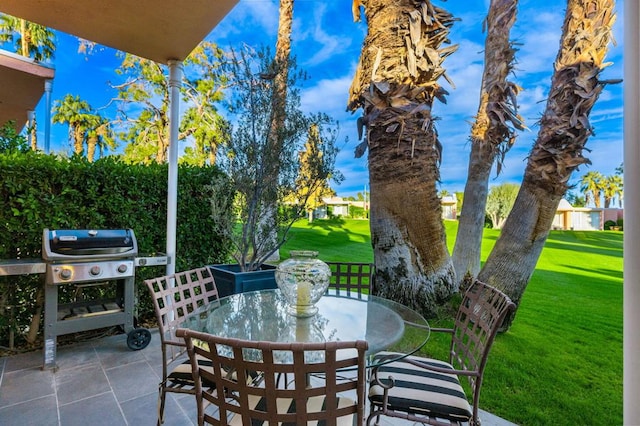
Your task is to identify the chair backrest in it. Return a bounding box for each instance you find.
[325,262,374,298]
[145,267,220,361]
[449,280,515,406]
[176,328,369,426]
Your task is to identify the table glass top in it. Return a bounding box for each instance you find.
[180,288,430,359]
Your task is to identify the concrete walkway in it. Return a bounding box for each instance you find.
[0,329,517,425]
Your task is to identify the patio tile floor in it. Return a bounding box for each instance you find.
[0,329,517,425]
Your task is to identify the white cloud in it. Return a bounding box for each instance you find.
[208,1,279,45]
[300,75,352,117]
[295,3,356,67]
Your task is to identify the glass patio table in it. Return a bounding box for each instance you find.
[180,288,430,368]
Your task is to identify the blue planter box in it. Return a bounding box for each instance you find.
[208,263,278,297]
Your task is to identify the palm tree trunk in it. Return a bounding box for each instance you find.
[30,117,37,151]
[452,0,520,286]
[368,110,455,314]
[73,125,84,154]
[264,0,294,263]
[479,0,616,328]
[19,19,28,57]
[348,0,458,316]
[87,136,97,162]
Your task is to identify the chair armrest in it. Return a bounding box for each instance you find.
[165,339,186,348]
[369,354,480,393]
[400,356,479,378]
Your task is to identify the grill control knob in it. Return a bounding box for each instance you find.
[59,268,72,280]
[90,266,101,276]
[117,264,128,274]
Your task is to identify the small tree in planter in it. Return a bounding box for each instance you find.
[213,46,342,273]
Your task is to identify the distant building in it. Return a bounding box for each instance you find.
[552,199,623,230]
[441,195,457,220]
[313,196,351,219]
[314,195,456,220]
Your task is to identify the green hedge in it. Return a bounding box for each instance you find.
[0,152,233,350]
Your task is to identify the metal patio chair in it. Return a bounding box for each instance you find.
[176,328,369,426]
[144,267,221,425]
[367,280,516,426]
[326,261,374,298]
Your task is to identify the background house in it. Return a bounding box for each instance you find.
[441,195,457,220]
[552,198,623,230]
[314,195,457,220]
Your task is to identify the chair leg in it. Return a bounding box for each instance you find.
[157,384,166,425]
[366,410,381,426]
[367,400,384,426]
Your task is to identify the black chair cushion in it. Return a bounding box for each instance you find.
[369,352,473,423]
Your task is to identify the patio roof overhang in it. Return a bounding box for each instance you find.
[0,0,239,277]
[0,49,54,132]
[0,0,238,64]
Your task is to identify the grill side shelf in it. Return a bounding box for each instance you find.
[0,259,46,276]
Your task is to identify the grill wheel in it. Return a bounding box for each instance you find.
[126,328,152,350]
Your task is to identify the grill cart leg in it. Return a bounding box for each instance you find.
[43,283,58,370]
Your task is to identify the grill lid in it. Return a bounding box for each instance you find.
[43,229,138,260]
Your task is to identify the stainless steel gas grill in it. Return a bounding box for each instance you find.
[42,228,155,370]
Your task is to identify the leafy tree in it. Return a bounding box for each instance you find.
[485,183,519,229]
[454,191,464,215]
[296,124,342,221]
[113,54,171,164]
[0,121,29,153]
[0,14,55,61]
[348,0,459,315]
[180,41,231,166]
[214,46,340,272]
[580,170,604,207]
[565,190,586,207]
[453,0,523,285]
[114,42,229,165]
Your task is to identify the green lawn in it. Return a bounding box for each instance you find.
[281,218,623,426]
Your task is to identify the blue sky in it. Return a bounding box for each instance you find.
[24,0,624,198]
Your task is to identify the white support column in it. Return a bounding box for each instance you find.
[624,1,640,422]
[166,60,183,276]
[26,110,35,149]
[44,79,53,154]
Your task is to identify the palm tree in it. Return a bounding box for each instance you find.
[265,0,295,261]
[602,174,623,208]
[580,170,604,207]
[348,1,458,315]
[452,0,522,286]
[83,114,116,162]
[52,94,92,155]
[478,0,616,328]
[0,14,55,61]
